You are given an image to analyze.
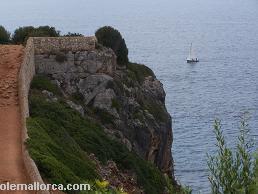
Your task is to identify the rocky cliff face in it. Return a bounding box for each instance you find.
[34,45,174,178]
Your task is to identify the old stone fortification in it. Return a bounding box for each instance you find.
[18,36,98,193]
[19,36,174,189]
[34,38,116,96]
[33,36,96,54]
[18,38,48,194]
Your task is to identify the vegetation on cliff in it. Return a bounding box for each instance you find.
[27,75,177,194]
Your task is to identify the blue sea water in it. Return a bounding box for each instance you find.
[1,0,258,193]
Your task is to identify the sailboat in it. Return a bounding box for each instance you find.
[186,43,199,63]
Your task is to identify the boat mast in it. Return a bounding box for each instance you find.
[189,43,192,58]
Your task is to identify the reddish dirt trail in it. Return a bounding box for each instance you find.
[0,45,33,193]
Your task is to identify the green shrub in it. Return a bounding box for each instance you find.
[64,32,83,37]
[132,111,144,122]
[92,108,115,125]
[12,26,60,44]
[141,98,168,122]
[164,175,192,194]
[30,75,62,96]
[207,119,256,194]
[95,26,128,66]
[71,91,85,104]
[111,99,121,111]
[35,26,60,37]
[127,62,155,84]
[0,25,10,44]
[12,26,34,44]
[249,154,258,193]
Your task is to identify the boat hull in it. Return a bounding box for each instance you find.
[187,58,199,63]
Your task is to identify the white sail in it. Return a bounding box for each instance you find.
[186,43,199,63]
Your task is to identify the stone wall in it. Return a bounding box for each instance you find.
[33,36,96,54]
[18,38,49,194]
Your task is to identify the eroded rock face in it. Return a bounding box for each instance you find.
[34,47,174,178]
[35,47,116,94]
[78,74,113,105]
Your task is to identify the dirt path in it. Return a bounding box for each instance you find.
[0,45,33,193]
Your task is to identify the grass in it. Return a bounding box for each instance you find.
[27,117,99,193]
[27,75,172,194]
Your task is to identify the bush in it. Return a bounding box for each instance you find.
[92,108,115,125]
[0,25,10,44]
[111,99,121,111]
[64,32,83,37]
[95,26,129,66]
[207,118,256,194]
[12,26,34,44]
[30,75,62,96]
[127,62,155,83]
[12,26,60,44]
[142,98,168,122]
[35,26,60,37]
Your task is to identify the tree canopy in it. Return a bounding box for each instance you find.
[95,26,129,66]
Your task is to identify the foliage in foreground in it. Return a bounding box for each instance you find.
[207,118,256,194]
[254,157,258,193]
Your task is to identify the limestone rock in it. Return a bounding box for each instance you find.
[66,100,84,116]
[78,74,113,105]
[93,89,119,118]
[142,76,166,102]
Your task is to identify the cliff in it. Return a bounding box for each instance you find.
[25,37,175,193]
[33,38,174,176]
